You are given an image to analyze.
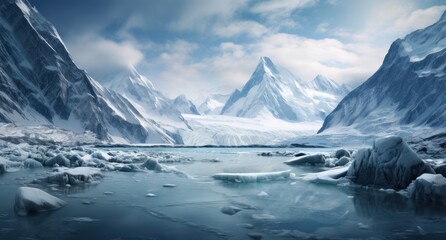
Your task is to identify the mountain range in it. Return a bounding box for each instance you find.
[319,11,446,134]
[0,0,181,144]
[221,56,350,121]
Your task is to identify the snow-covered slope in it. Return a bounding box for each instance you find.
[0,0,178,144]
[101,66,191,133]
[319,12,446,134]
[221,57,348,121]
[198,94,230,115]
[172,95,200,115]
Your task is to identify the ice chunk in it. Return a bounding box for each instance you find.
[257,191,269,197]
[24,159,43,169]
[41,167,102,186]
[44,154,70,167]
[300,166,349,184]
[434,164,446,178]
[117,164,140,172]
[284,154,325,166]
[163,184,177,188]
[252,213,276,220]
[213,170,291,183]
[221,206,242,215]
[146,193,157,197]
[0,157,23,173]
[14,187,66,216]
[64,217,99,223]
[346,136,434,190]
[141,159,164,171]
[407,173,446,203]
[91,151,111,161]
[335,149,351,159]
[334,156,350,166]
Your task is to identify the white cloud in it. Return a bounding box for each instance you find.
[66,35,144,75]
[251,0,316,15]
[213,21,269,38]
[315,22,329,33]
[250,0,317,29]
[333,5,446,43]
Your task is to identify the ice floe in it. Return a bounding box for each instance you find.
[14,187,66,216]
[284,154,325,166]
[213,170,291,183]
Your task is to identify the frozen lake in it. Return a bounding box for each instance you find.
[1,147,446,240]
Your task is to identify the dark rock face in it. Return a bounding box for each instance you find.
[319,12,446,133]
[346,136,434,190]
[0,1,180,144]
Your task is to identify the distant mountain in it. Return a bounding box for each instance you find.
[101,66,191,132]
[221,57,349,121]
[198,94,231,115]
[318,11,446,134]
[0,0,180,144]
[305,75,350,96]
[172,95,200,115]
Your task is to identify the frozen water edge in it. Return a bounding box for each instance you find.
[0,137,446,239]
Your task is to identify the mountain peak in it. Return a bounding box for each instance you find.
[258,56,279,76]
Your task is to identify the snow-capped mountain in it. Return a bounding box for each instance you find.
[100,66,191,132]
[0,0,180,144]
[305,75,350,96]
[198,94,231,115]
[172,95,200,115]
[221,57,349,121]
[318,11,446,134]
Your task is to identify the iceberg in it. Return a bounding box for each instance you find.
[284,154,325,166]
[14,187,66,216]
[346,136,434,190]
[407,174,446,203]
[300,166,349,184]
[213,170,291,183]
[41,167,103,186]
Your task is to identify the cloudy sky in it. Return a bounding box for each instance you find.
[29,0,446,102]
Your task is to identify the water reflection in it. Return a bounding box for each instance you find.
[346,187,446,219]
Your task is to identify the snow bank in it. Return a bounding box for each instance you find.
[407,174,446,203]
[284,154,325,166]
[14,187,66,216]
[42,167,102,185]
[347,136,434,190]
[213,170,291,183]
[300,166,349,184]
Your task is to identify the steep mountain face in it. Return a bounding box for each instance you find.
[0,0,178,144]
[198,94,230,115]
[319,12,446,134]
[172,95,200,115]
[101,66,191,132]
[221,57,349,121]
